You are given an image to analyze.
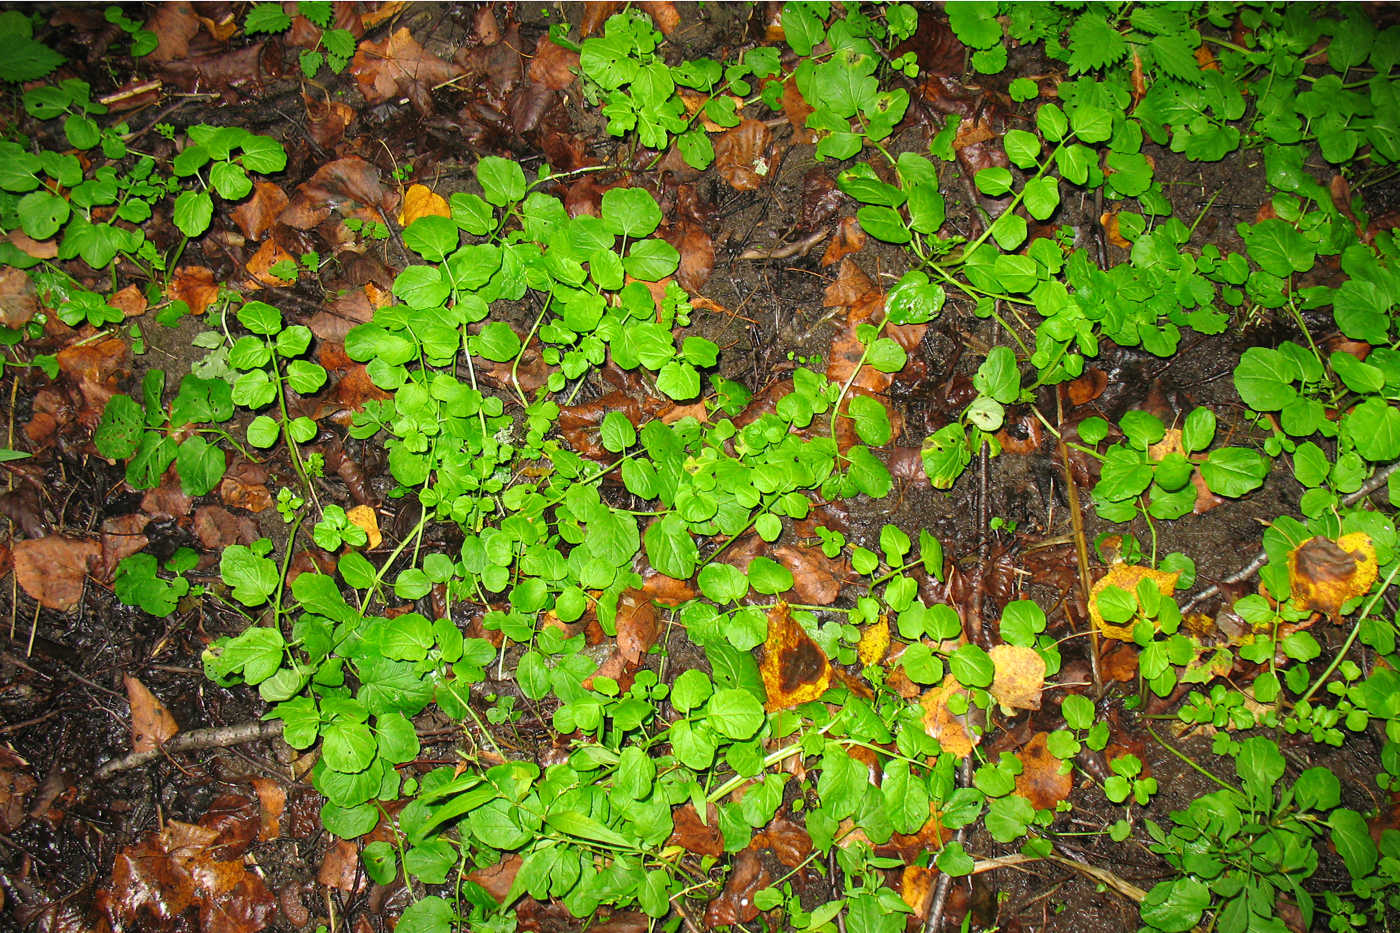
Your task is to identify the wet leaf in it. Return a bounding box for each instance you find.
[14,536,100,610]
[529,34,579,90]
[704,849,769,927]
[145,2,200,63]
[350,27,464,112]
[398,183,450,226]
[1014,732,1072,810]
[231,183,289,240]
[752,815,812,866]
[900,865,936,921]
[988,644,1045,710]
[0,747,36,834]
[615,588,659,665]
[1289,533,1377,618]
[821,216,867,266]
[714,119,772,191]
[760,602,834,711]
[668,801,724,856]
[857,618,890,666]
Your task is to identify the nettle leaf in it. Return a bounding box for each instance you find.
[1067,13,1127,73]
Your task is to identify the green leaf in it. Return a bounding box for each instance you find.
[175,435,225,496]
[95,395,145,459]
[403,216,459,262]
[1199,447,1268,497]
[1139,877,1210,932]
[1331,808,1379,879]
[471,322,522,362]
[949,644,994,688]
[985,794,1035,843]
[706,688,764,740]
[855,205,911,244]
[624,238,680,281]
[1345,398,1400,462]
[1002,129,1040,169]
[245,3,293,33]
[395,896,456,933]
[644,514,698,579]
[1022,176,1060,221]
[974,346,1020,404]
[476,156,526,206]
[946,2,1001,49]
[600,187,663,238]
[600,410,636,453]
[747,556,793,595]
[172,190,213,237]
[975,167,1013,196]
[393,265,451,309]
[17,190,68,239]
[1067,14,1127,74]
[698,563,748,604]
[848,394,891,446]
[1244,218,1315,278]
[220,543,278,607]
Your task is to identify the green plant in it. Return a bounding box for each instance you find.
[94,369,235,495]
[245,0,356,79]
[114,547,202,616]
[0,10,64,83]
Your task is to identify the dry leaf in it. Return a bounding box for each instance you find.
[638,1,679,34]
[1101,211,1131,249]
[919,674,978,758]
[1289,533,1378,618]
[145,2,199,63]
[668,802,724,856]
[1014,732,1072,811]
[249,777,285,841]
[821,216,867,266]
[615,589,659,665]
[243,238,294,289]
[752,815,812,866]
[345,505,382,549]
[704,849,769,927]
[168,265,221,315]
[0,266,39,328]
[14,536,101,610]
[900,865,936,920]
[317,838,363,892]
[529,35,579,90]
[0,747,36,834]
[124,676,179,754]
[760,602,834,711]
[988,644,1046,710]
[397,183,450,225]
[231,182,289,240]
[1089,564,1180,642]
[468,855,522,904]
[350,27,464,112]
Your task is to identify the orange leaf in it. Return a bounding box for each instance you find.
[1288,533,1377,618]
[988,644,1046,710]
[14,536,100,610]
[760,602,834,711]
[714,119,773,192]
[919,674,979,758]
[857,618,891,666]
[125,675,179,754]
[397,183,451,225]
[900,865,937,920]
[1015,732,1073,811]
[346,505,382,549]
[168,265,221,316]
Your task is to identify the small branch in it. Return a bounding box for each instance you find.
[92,720,284,781]
[737,228,829,261]
[1180,460,1400,615]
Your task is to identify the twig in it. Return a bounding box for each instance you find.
[1180,460,1400,615]
[926,755,973,932]
[737,228,830,261]
[92,720,284,781]
[1057,387,1102,694]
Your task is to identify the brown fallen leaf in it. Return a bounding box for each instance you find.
[1014,732,1072,811]
[231,182,290,240]
[124,676,179,754]
[668,802,724,856]
[714,119,773,192]
[988,644,1046,710]
[109,284,147,318]
[638,1,679,34]
[243,237,295,289]
[1289,533,1377,619]
[280,157,394,230]
[144,1,199,63]
[350,27,465,112]
[529,33,579,90]
[821,216,867,266]
[168,265,221,316]
[14,536,101,610]
[704,849,769,927]
[752,815,812,867]
[760,602,835,711]
[0,747,36,834]
[901,865,937,920]
[194,505,259,548]
[615,589,659,665]
[249,777,285,842]
[99,513,151,579]
[468,854,522,904]
[0,266,39,328]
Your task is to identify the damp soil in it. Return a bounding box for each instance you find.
[1,4,1394,933]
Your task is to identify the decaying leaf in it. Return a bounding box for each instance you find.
[529,34,579,90]
[350,27,464,112]
[231,183,289,240]
[168,265,221,316]
[704,849,769,927]
[714,119,773,192]
[468,855,522,904]
[0,747,36,834]
[243,238,295,288]
[1289,533,1378,618]
[752,815,812,867]
[668,802,724,856]
[760,602,835,711]
[988,644,1045,710]
[900,865,936,920]
[615,589,659,665]
[1014,732,1072,811]
[14,536,101,610]
[1089,563,1180,642]
[919,674,979,758]
[821,216,867,266]
[397,183,450,225]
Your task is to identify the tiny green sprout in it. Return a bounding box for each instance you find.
[275,487,304,523]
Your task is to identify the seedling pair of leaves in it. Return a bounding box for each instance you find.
[94,368,232,496]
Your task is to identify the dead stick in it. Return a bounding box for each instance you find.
[1057,387,1102,695]
[1180,459,1400,615]
[93,720,284,781]
[738,228,830,261]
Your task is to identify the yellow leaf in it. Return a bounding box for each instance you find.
[988,644,1045,710]
[760,602,834,712]
[919,675,978,759]
[397,183,450,226]
[1089,563,1180,642]
[346,504,382,549]
[1288,532,1377,618]
[857,617,890,666]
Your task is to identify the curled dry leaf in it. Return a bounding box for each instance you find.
[100,513,151,578]
[304,93,356,149]
[919,674,978,758]
[760,602,834,712]
[220,461,274,514]
[1101,211,1132,249]
[988,644,1046,710]
[397,183,451,225]
[1089,564,1180,642]
[124,676,178,754]
[714,119,773,192]
[1288,533,1378,618]
[1014,732,1072,811]
[14,536,101,610]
